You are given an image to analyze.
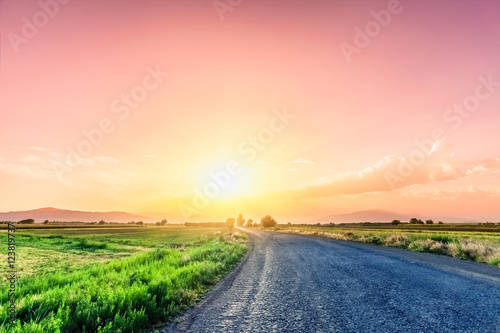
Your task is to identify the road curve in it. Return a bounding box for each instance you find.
[162,229,500,333]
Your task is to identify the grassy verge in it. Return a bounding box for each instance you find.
[0,226,247,333]
[263,224,500,268]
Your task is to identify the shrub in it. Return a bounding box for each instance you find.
[226,218,235,228]
[391,220,401,225]
[385,234,410,248]
[236,214,245,227]
[409,239,448,255]
[19,219,35,224]
[459,240,496,261]
[260,215,277,228]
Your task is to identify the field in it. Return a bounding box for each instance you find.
[0,225,247,333]
[267,223,500,267]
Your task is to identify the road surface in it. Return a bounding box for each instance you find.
[162,229,500,332]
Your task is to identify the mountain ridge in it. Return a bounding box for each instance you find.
[315,209,475,223]
[0,207,151,223]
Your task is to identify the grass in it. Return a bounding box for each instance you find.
[263,223,500,268]
[0,226,247,333]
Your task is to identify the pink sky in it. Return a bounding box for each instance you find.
[1,0,500,222]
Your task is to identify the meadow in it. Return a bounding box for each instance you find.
[0,225,247,333]
[268,222,500,267]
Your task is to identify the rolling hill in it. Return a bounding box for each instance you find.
[0,207,151,223]
[316,209,476,223]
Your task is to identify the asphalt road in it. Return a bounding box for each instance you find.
[163,229,500,333]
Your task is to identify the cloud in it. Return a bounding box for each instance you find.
[292,157,314,164]
[26,146,51,152]
[279,143,498,200]
[20,154,44,163]
[464,158,500,176]
[94,156,119,164]
[401,186,500,201]
[0,147,120,182]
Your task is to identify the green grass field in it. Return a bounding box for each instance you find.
[267,223,500,267]
[0,225,247,333]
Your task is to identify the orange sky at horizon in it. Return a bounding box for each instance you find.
[1,0,500,222]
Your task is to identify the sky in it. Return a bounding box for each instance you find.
[1,0,500,222]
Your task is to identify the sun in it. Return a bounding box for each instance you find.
[198,164,253,202]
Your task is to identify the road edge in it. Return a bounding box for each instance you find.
[155,228,254,332]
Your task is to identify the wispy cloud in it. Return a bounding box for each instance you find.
[278,143,499,200]
[292,157,314,164]
[94,156,119,164]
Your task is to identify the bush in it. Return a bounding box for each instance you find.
[226,218,235,228]
[236,214,245,227]
[425,219,434,224]
[260,215,277,228]
[409,239,448,254]
[18,219,35,224]
[391,220,401,225]
[385,234,410,248]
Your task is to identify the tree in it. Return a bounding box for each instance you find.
[391,219,401,225]
[245,219,254,227]
[160,219,168,226]
[136,221,144,225]
[418,219,424,224]
[98,220,106,225]
[43,220,49,224]
[261,215,277,228]
[18,219,35,224]
[237,214,245,226]
[226,218,235,228]
[425,219,434,224]
[155,221,161,226]
[438,221,444,224]
[409,218,419,224]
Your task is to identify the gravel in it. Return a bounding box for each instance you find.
[161,228,500,333]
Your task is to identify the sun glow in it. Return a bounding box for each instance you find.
[198,164,253,202]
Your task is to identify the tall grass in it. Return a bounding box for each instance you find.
[0,229,246,332]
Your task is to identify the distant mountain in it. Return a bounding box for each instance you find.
[0,207,151,223]
[316,210,474,223]
[316,210,418,223]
